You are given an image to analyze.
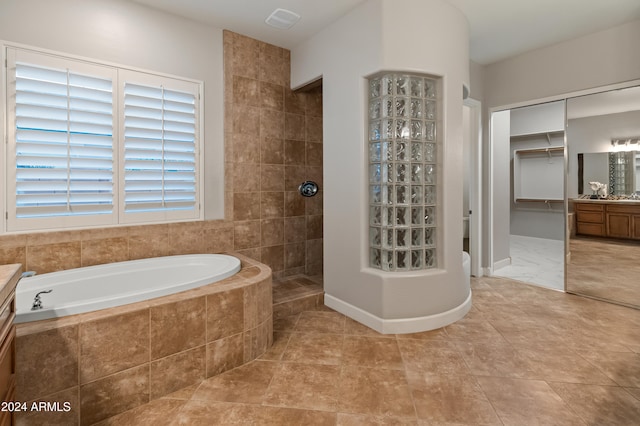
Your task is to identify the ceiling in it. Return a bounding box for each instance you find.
[132,0,640,65]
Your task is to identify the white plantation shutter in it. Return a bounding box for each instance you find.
[6,48,117,231]
[120,71,200,222]
[5,47,203,233]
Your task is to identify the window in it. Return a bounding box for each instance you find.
[4,47,203,232]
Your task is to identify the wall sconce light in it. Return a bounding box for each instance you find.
[611,138,639,152]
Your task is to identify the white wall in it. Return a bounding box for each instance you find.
[567,110,640,197]
[485,19,640,109]
[490,110,511,268]
[0,0,225,219]
[291,0,471,332]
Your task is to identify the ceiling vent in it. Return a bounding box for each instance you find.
[265,8,300,30]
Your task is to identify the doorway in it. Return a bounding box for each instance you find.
[463,98,482,277]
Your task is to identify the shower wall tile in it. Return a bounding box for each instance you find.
[261,219,284,247]
[306,90,323,117]
[232,104,260,136]
[306,141,323,166]
[234,221,261,250]
[285,113,306,141]
[234,193,261,221]
[284,217,306,244]
[233,76,260,107]
[260,42,284,59]
[261,245,284,273]
[233,163,261,192]
[306,115,323,142]
[285,90,306,114]
[260,53,287,86]
[284,139,305,165]
[285,243,306,269]
[260,81,284,111]
[261,136,285,164]
[285,191,305,217]
[284,166,306,191]
[204,226,234,253]
[307,216,323,240]
[260,109,285,139]
[233,133,261,164]
[261,192,285,219]
[231,33,260,80]
[261,165,285,192]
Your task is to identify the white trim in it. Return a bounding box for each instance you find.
[493,256,511,271]
[464,97,483,277]
[324,291,472,334]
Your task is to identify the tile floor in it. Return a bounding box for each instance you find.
[493,235,565,291]
[95,276,640,425]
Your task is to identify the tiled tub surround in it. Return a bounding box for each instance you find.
[14,253,272,426]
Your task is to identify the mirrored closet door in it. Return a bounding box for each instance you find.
[566,85,640,309]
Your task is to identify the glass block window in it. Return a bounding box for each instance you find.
[368,73,438,271]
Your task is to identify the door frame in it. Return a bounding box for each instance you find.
[464,97,483,277]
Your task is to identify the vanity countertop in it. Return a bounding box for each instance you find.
[572,198,640,206]
[0,264,21,306]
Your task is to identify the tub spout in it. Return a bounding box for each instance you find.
[22,271,37,279]
[31,290,52,311]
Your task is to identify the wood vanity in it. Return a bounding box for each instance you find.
[573,199,640,239]
[0,264,20,426]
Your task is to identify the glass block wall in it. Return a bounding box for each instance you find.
[368,73,438,271]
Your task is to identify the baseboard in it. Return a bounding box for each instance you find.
[493,257,511,271]
[324,291,472,334]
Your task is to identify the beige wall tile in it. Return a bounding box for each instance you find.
[260,82,284,111]
[306,141,323,166]
[233,104,260,136]
[149,346,206,400]
[206,333,245,377]
[307,215,323,240]
[207,288,244,342]
[80,365,149,426]
[128,233,170,260]
[27,242,81,274]
[204,226,234,253]
[150,297,206,360]
[260,109,284,139]
[234,193,261,221]
[260,165,285,192]
[261,219,284,247]
[16,325,79,401]
[285,113,305,141]
[306,115,323,142]
[284,217,306,244]
[284,191,305,217]
[284,139,305,166]
[260,192,284,219]
[81,237,128,267]
[232,133,260,164]
[261,137,284,165]
[261,245,284,273]
[284,89,306,115]
[79,310,149,384]
[285,243,306,269]
[231,34,260,80]
[16,387,79,426]
[233,221,261,250]
[233,76,260,107]
[233,163,261,192]
[0,246,26,268]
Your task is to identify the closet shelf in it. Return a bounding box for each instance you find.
[510,130,564,140]
[515,198,563,203]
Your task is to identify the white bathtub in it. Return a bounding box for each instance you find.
[15,254,241,323]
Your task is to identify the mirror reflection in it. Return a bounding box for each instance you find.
[566,85,640,309]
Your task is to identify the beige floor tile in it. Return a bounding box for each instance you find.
[550,382,640,426]
[190,360,278,404]
[338,366,415,417]
[295,311,346,334]
[281,333,344,365]
[258,331,292,361]
[264,363,341,411]
[395,327,449,342]
[444,318,503,341]
[273,313,300,332]
[579,351,640,387]
[342,336,404,370]
[407,371,501,425]
[399,339,469,375]
[453,339,538,379]
[337,413,418,425]
[92,398,185,426]
[477,377,586,426]
[626,387,640,400]
[344,317,389,337]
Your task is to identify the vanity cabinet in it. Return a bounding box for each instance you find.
[575,200,640,240]
[0,265,20,426]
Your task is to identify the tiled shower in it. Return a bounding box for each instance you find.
[224,31,323,279]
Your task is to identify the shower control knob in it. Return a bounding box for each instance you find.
[299,181,319,197]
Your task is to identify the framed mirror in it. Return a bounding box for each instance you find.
[566,85,640,309]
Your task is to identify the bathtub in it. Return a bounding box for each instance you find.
[15,253,273,424]
[15,254,241,323]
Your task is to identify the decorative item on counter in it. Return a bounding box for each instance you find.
[588,181,608,199]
